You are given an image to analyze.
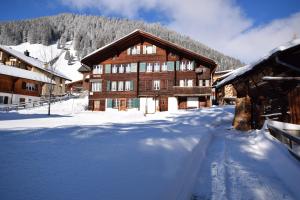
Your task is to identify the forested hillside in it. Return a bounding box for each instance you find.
[0,13,243,71]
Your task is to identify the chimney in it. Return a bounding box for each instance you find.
[24,50,30,57]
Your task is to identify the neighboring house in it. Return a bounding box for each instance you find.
[216,39,300,130]
[80,29,217,112]
[0,45,71,105]
[66,65,90,92]
[212,69,236,105]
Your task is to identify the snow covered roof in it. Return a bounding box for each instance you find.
[0,45,71,81]
[81,29,217,68]
[0,64,55,84]
[216,38,300,89]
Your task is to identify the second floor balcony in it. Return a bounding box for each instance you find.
[173,86,211,96]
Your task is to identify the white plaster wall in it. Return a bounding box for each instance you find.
[168,97,178,112]
[0,92,40,105]
[140,97,156,114]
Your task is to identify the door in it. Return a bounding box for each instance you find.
[94,100,100,111]
[4,96,8,104]
[159,97,168,111]
[178,97,187,109]
[119,98,127,111]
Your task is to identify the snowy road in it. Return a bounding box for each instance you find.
[193,129,298,200]
[0,100,300,200]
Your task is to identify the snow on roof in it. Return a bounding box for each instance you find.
[0,45,71,81]
[216,38,300,89]
[0,64,55,84]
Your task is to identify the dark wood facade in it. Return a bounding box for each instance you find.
[80,30,217,111]
[216,42,300,130]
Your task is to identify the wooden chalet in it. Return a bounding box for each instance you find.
[0,46,71,105]
[80,29,217,112]
[216,39,300,130]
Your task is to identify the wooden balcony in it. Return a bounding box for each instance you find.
[173,86,211,96]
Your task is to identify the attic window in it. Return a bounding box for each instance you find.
[143,45,157,54]
[127,45,141,55]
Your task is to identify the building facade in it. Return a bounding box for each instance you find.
[0,45,70,105]
[80,30,217,112]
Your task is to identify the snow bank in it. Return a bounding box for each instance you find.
[254,122,300,199]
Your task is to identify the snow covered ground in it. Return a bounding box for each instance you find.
[0,100,300,200]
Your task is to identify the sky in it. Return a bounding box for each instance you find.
[0,0,300,63]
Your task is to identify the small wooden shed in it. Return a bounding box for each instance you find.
[216,39,300,131]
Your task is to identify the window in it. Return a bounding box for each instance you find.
[161,62,167,71]
[118,81,124,91]
[154,63,160,72]
[112,99,119,108]
[26,83,36,91]
[91,82,102,92]
[199,80,207,87]
[127,45,141,55]
[0,96,3,104]
[93,65,103,74]
[130,63,137,72]
[179,80,185,87]
[126,64,131,73]
[187,61,194,71]
[143,45,156,54]
[111,81,117,91]
[205,80,210,86]
[180,62,186,71]
[153,80,160,90]
[146,63,153,72]
[119,64,124,73]
[112,65,118,73]
[125,81,131,91]
[179,79,193,87]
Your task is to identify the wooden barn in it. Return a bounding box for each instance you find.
[80,29,217,112]
[216,39,300,131]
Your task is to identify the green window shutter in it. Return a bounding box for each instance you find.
[134,98,140,108]
[176,61,180,71]
[140,62,146,72]
[167,61,174,71]
[107,99,113,108]
[131,63,137,72]
[107,80,111,91]
[105,64,111,73]
[192,61,195,70]
[130,80,134,91]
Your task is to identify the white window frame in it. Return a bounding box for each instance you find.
[132,46,137,55]
[91,82,101,92]
[118,81,124,91]
[136,45,141,54]
[146,46,153,54]
[126,64,131,73]
[119,64,124,73]
[187,79,193,87]
[146,63,153,72]
[180,62,186,71]
[93,65,103,74]
[154,63,160,72]
[187,61,193,71]
[161,62,167,71]
[153,80,160,90]
[111,81,117,91]
[125,81,131,91]
[179,80,185,87]
[205,80,210,87]
[112,65,118,73]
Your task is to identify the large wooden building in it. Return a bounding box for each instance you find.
[216,39,300,130]
[0,45,71,105]
[80,30,217,112]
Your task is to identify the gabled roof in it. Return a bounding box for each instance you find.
[0,45,71,81]
[81,29,217,69]
[215,38,300,89]
[0,64,55,84]
[78,64,91,72]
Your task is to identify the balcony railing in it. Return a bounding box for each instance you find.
[173,86,211,96]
